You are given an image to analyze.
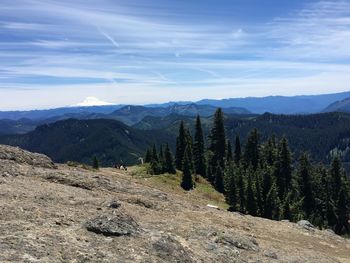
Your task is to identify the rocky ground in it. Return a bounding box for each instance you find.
[0,145,349,263]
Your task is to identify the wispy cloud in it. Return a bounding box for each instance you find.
[0,0,349,109]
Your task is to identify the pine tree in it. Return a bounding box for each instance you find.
[246,171,258,216]
[298,153,315,217]
[243,128,260,170]
[281,192,292,220]
[224,163,237,211]
[262,135,277,166]
[236,167,246,213]
[234,135,242,164]
[215,163,225,193]
[330,156,342,202]
[181,146,194,191]
[175,121,186,170]
[152,144,158,162]
[164,143,176,174]
[254,171,264,216]
[193,115,206,177]
[209,108,226,169]
[275,137,292,199]
[335,187,349,234]
[92,156,99,170]
[227,140,233,162]
[144,148,152,163]
[159,144,165,172]
[264,182,280,220]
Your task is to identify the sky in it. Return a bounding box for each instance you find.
[1,0,350,110]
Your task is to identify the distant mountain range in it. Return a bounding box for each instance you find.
[0,104,250,134]
[1,91,350,122]
[196,91,350,114]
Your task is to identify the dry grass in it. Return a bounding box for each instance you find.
[127,165,228,209]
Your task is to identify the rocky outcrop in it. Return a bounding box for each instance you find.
[0,145,55,169]
[0,145,349,262]
[85,213,140,236]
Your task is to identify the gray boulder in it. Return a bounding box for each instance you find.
[297,220,315,231]
[215,233,259,251]
[152,235,194,263]
[85,213,139,236]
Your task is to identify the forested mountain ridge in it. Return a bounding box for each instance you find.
[0,118,173,166]
[2,111,350,168]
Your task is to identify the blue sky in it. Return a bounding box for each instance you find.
[1,0,350,110]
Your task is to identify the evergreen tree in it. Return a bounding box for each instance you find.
[227,140,233,162]
[152,144,159,162]
[175,121,186,170]
[234,135,242,164]
[181,146,194,191]
[335,187,349,234]
[209,108,226,169]
[164,143,176,174]
[262,135,277,166]
[243,128,260,170]
[144,148,152,163]
[159,144,165,172]
[298,153,315,217]
[236,167,246,213]
[262,166,273,206]
[193,115,206,177]
[275,137,292,199]
[281,192,292,220]
[330,156,342,202]
[255,171,264,216]
[246,171,258,216]
[264,182,280,219]
[224,163,237,211]
[92,156,99,170]
[215,163,225,193]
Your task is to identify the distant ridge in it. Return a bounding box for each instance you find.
[196,91,350,114]
[323,97,350,113]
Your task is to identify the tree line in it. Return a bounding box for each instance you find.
[144,108,350,235]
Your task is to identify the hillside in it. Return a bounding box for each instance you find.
[2,112,350,167]
[324,97,350,113]
[0,145,349,262]
[0,119,172,166]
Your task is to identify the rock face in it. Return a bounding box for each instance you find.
[85,213,139,236]
[0,144,55,170]
[0,145,349,262]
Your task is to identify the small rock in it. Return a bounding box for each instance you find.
[85,213,139,236]
[263,250,278,259]
[215,233,259,251]
[108,200,121,209]
[297,220,315,231]
[152,235,194,263]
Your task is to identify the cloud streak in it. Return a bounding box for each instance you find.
[0,0,349,109]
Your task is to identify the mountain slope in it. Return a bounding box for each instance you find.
[0,119,172,165]
[0,145,349,262]
[323,97,350,113]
